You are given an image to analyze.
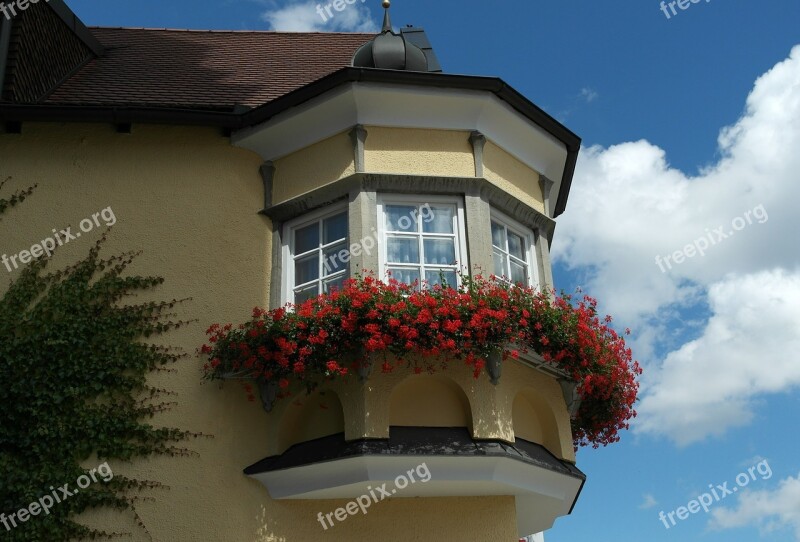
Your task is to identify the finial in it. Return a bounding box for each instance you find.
[381,0,392,33]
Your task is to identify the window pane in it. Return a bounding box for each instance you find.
[387,236,420,264]
[386,205,418,232]
[295,223,319,254]
[422,205,454,234]
[324,275,346,294]
[294,284,318,305]
[493,249,507,278]
[508,231,526,260]
[423,238,456,265]
[388,268,420,287]
[324,213,347,245]
[510,260,528,285]
[425,270,457,288]
[491,222,506,249]
[295,254,319,285]
[323,243,347,276]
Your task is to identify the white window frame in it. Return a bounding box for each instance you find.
[377,194,469,289]
[490,208,539,288]
[281,202,348,305]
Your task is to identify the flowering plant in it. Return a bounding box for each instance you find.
[201,275,641,448]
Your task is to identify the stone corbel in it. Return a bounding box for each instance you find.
[539,175,555,217]
[349,124,368,173]
[260,161,276,212]
[469,130,486,178]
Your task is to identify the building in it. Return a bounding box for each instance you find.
[1,1,587,540]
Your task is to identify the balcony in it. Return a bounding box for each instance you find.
[202,276,639,538]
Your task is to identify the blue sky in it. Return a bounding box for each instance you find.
[65,1,800,540]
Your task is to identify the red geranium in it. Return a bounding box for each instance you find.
[200,274,641,448]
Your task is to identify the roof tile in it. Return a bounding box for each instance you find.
[46,28,375,109]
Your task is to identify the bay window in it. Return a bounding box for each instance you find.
[282,204,348,304]
[491,209,538,287]
[377,195,468,289]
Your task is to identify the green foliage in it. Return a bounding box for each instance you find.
[0,176,36,217]
[0,182,195,541]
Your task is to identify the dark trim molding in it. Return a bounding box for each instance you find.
[0,16,11,97]
[260,173,556,243]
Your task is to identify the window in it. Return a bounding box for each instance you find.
[377,195,468,289]
[491,210,537,287]
[283,204,348,304]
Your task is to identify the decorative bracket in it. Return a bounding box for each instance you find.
[259,161,276,211]
[349,124,368,173]
[469,130,486,178]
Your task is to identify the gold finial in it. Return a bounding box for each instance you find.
[381,0,392,32]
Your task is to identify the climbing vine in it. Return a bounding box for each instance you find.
[0,179,196,541]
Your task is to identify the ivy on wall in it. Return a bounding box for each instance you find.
[0,179,197,541]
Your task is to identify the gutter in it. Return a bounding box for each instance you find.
[0,104,242,129]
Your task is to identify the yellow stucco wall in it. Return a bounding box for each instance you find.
[0,122,540,541]
[272,131,355,204]
[363,127,475,177]
[483,140,546,213]
[271,128,548,219]
[389,375,473,429]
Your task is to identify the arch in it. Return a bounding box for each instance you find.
[389,375,473,431]
[512,389,562,456]
[277,390,345,454]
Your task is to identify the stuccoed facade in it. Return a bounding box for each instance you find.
[0,1,584,540]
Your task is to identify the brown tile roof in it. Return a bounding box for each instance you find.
[45,28,375,110]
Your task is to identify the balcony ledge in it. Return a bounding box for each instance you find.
[244,427,585,537]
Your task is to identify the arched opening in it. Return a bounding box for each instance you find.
[512,390,562,456]
[389,375,473,431]
[277,390,345,454]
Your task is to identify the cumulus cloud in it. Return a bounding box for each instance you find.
[262,1,378,32]
[552,45,800,445]
[709,474,800,540]
[635,270,800,444]
[639,493,658,509]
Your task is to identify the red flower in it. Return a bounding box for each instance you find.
[200,274,640,449]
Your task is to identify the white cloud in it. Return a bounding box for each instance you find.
[580,87,598,103]
[635,270,800,445]
[709,474,800,540]
[639,493,658,509]
[552,45,800,445]
[262,1,378,32]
